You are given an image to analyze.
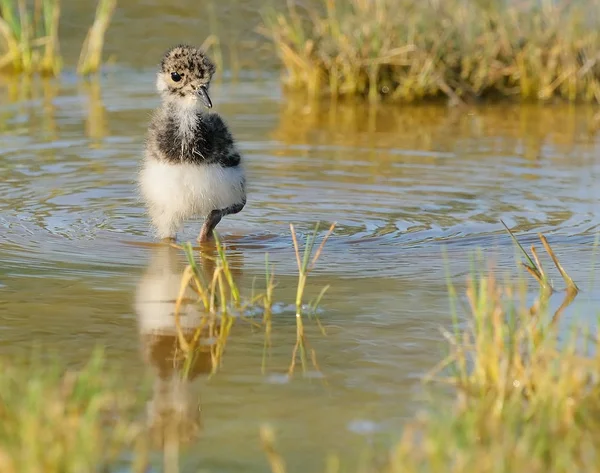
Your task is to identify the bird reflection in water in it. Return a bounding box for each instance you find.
[134,243,238,471]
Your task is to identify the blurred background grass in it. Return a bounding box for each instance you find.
[0,0,116,75]
[3,0,600,104]
[261,0,600,104]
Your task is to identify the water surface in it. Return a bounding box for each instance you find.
[2,2,600,470]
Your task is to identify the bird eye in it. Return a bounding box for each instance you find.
[171,72,182,82]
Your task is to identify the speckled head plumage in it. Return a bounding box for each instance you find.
[156,44,216,108]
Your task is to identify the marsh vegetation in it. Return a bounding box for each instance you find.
[262,0,600,104]
[0,0,116,75]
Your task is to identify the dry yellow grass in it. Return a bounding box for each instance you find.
[261,0,600,104]
[0,0,116,76]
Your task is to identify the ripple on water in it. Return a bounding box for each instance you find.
[2,66,600,472]
[1,80,600,283]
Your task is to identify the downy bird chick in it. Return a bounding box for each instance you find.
[139,44,246,242]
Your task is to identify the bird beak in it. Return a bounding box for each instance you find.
[196,85,212,109]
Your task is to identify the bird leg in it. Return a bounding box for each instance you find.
[198,210,222,243]
[197,201,246,243]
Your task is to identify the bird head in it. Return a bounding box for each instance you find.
[156,44,216,109]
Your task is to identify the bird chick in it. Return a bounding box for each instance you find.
[139,44,246,243]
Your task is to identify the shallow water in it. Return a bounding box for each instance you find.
[2,2,600,471]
